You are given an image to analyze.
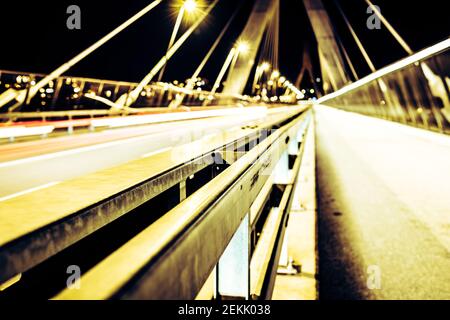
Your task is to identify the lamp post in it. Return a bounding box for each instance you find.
[210,41,250,96]
[158,0,198,82]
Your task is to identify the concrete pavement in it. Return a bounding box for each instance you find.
[315,105,450,299]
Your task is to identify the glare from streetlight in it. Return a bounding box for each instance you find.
[236,41,250,55]
[158,0,199,82]
[260,62,271,72]
[183,0,197,13]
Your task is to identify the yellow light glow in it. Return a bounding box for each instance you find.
[183,0,197,13]
[260,62,271,71]
[236,41,250,54]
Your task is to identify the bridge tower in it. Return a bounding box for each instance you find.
[222,0,350,96]
[222,0,278,96]
[303,0,350,94]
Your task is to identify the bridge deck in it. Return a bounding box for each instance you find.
[315,105,450,299]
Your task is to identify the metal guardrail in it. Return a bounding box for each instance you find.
[319,38,450,134]
[0,106,311,300]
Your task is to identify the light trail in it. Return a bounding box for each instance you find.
[0,181,60,202]
[140,147,173,159]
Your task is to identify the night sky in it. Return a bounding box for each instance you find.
[0,0,448,89]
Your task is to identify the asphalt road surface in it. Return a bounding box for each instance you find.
[315,105,450,300]
[0,107,290,199]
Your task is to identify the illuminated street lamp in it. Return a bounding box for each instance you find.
[236,41,250,55]
[158,0,198,81]
[209,40,250,98]
[228,40,249,81]
[261,62,271,72]
[184,0,197,13]
[252,61,270,94]
[271,70,280,79]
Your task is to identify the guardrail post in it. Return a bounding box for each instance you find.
[179,180,187,201]
[68,115,73,135]
[289,134,299,155]
[273,150,290,270]
[274,150,289,185]
[89,115,95,132]
[216,213,250,300]
[275,121,309,274]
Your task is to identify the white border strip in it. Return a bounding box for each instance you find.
[0,181,60,202]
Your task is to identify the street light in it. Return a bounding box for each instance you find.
[260,62,271,72]
[158,0,198,81]
[253,61,270,94]
[271,70,280,79]
[236,40,250,55]
[209,40,249,99]
[184,0,197,13]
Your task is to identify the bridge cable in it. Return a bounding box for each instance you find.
[334,0,394,106]
[116,0,220,109]
[253,0,280,97]
[168,2,243,108]
[328,12,360,81]
[364,0,414,55]
[157,4,187,82]
[0,0,164,111]
[334,0,376,73]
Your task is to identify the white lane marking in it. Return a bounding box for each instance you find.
[0,181,60,202]
[140,147,173,159]
[0,133,163,169]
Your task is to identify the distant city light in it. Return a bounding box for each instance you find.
[260,62,271,71]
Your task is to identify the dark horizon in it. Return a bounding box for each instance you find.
[0,0,448,87]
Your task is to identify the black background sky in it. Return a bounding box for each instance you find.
[0,0,448,89]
